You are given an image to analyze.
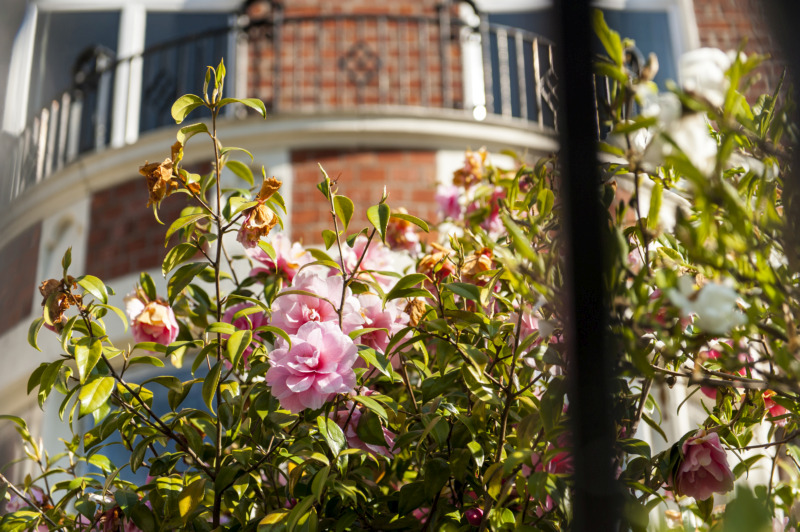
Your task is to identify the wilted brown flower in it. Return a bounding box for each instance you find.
[237,177,283,248]
[139,158,178,207]
[403,298,427,327]
[418,243,455,283]
[256,176,282,201]
[460,248,493,284]
[39,278,79,332]
[452,148,488,188]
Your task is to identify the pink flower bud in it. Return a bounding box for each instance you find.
[125,295,179,346]
[465,508,483,526]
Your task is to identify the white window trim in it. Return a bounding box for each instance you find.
[4,0,240,141]
[3,4,38,135]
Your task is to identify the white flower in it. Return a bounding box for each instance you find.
[680,48,731,108]
[668,277,746,335]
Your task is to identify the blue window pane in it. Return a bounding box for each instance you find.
[139,13,231,133]
[85,364,209,486]
[30,11,120,152]
[600,10,677,89]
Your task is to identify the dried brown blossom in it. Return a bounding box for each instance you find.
[139,158,178,207]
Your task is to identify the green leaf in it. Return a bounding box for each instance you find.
[226,160,254,187]
[536,188,555,218]
[76,275,108,304]
[206,322,237,336]
[258,240,277,262]
[128,355,165,368]
[62,247,72,275]
[592,9,624,66]
[467,441,485,468]
[176,123,209,145]
[28,317,44,352]
[647,181,663,231]
[317,416,346,457]
[445,282,482,302]
[354,409,388,446]
[165,213,211,245]
[27,364,46,395]
[311,466,329,502]
[171,94,206,124]
[321,229,338,250]
[220,146,254,161]
[218,97,267,118]
[79,376,115,417]
[612,116,658,134]
[163,243,199,277]
[390,212,429,232]
[366,203,390,243]
[334,195,355,231]
[202,362,222,413]
[398,482,426,515]
[594,61,629,84]
[75,338,103,384]
[226,330,253,368]
[619,438,651,460]
[140,272,157,301]
[178,478,206,522]
[501,213,537,261]
[167,262,210,304]
[424,458,450,498]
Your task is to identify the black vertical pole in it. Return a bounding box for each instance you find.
[763,3,800,273]
[553,0,619,529]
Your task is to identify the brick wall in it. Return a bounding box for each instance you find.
[87,180,186,282]
[291,149,438,245]
[693,0,784,97]
[0,224,41,335]
[245,0,463,113]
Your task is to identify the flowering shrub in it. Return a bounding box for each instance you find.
[2,13,800,532]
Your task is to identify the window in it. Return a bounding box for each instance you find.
[29,11,120,152]
[139,12,232,133]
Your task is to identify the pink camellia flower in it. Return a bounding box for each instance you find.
[270,269,363,335]
[223,303,268,364]
[247,233,312,283]
[763,391,789,426]
[672,430,734,501]
[124,293,179,345]
[464,508,483,527]
[341,235,396,289]
[435,184,463,221]
[356,294,409,353]
[331,405,396,458]
[466,186,505,236]
[5,485,48,513]
[265,321,358,412]
[385,207,422,255]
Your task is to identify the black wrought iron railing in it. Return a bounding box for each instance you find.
[6,13,556,205]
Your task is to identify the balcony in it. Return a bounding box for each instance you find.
[5,10,556,206]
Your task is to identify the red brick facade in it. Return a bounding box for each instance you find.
[693,0,784,96]
[290,148,438,245]
[0,224,41,335]
[87,180,186,282]
[245,0,464,112]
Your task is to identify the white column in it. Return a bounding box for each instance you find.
[110,3,146,148]
[2,4,38,135]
